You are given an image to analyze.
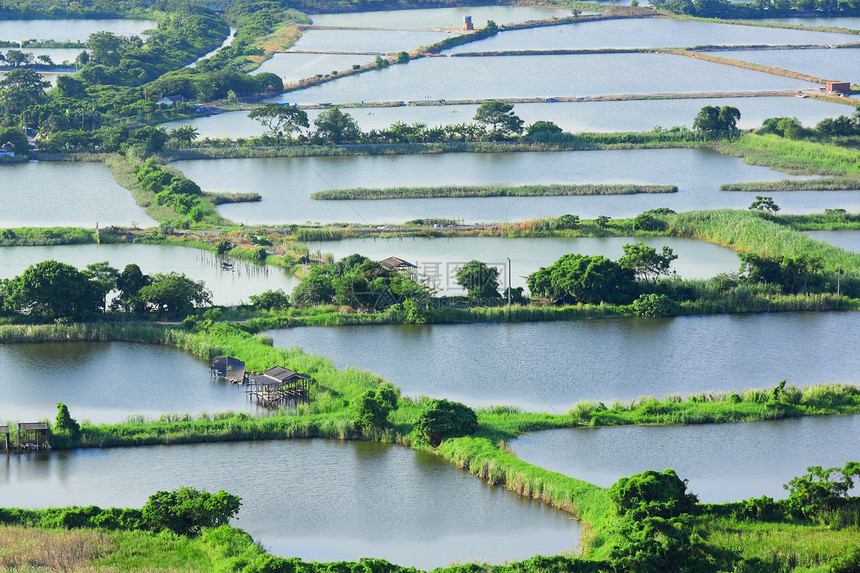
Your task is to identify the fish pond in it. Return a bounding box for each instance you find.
[510,415,860,502]
[267,312,860,412]
[804,230,860,252]
[0,19,154,42]
[172,149,844,225]
[0,440,580,568]
[0,161,155,228]
[309,6,574,28]
[724,48,860,82]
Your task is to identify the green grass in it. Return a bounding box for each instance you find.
[720,134,860,177]
[0,227,96,246]
[311,184,677,200]
[721,178,860,192]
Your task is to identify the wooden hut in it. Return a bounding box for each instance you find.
[247,367,312,406]
[17,422,49,451]
[211,356,248,384]
[379,256,417,272]
[1,425,9,452]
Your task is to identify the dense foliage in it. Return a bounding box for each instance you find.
[414,399,478,446]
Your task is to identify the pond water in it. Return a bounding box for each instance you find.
[0,440,580,568]
[273,53,817,105]
[0,244,299,306]
[805,230,860,252]
[171,149,853,225]
[310,6,574,28]
[267,312,860,412]
[0,341,257,424]
[0,69,71,86]
[724,48,860,82]
[756,17,860,30]
[0,161,155,228]
[446,18,858,53]
[0,19,155,43]
[287,29,452,53]
[510,415,860,503]
[252,53,375,83]
[305,236,741,294]
[160,96,848,139]
[4,47,86,64]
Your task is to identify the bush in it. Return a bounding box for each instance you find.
[142,486,241,536]
[414,399,478,446]
[632,293,678,317]
[633,213,665,231]
[609,469,698,520]
[352,386,398,430]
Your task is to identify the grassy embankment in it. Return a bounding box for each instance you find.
[311,183,677,199]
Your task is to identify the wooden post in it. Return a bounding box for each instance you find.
[4,433,9,452]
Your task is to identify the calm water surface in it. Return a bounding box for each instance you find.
[252,53,375,83]
[159,97,848,139]
[725,48,860,81]
[756,17,860,29]
[0,342,257,424]
[0,162,155,227]
[0,19,154,42]
[0,440,580,568]
[173,149,846,225]
[447,19,858,52]
[287,29,451,53]
[267,312,860,412]
[511,416,860,502]
[272,53,816,104]
[306,236,740,294]
[0,244,299,306]
[310,6,574,27]
[805,230,860,252]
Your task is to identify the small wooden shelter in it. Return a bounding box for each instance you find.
[17,422,49,451]
[1,425,9,452]
[247,366,312,406]
[379,256,417,272]
[211,356,248,384]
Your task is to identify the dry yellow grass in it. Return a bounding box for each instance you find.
[245,24,301,64]
[0,525,115,572]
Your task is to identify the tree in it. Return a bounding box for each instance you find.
[248,103,308,141]
[352,386,398,430]
[142,487,241,536]
[596,215,611,229]
[4,49,32,68]
[127,125,169,153]
[56,75,87,98]
[115,263,150,314]
[0,68,49,116]
[0,126,29,155]
[632,293,678,317]
[749,195,780,214]
[473,100,523,139]
[527,253,635,305]
[455,260,501,300]
[693,105,740,139]
[619,242,678,283]
[249,289,290,310]
[137,272,211,318]
[609,469,698,520]
[170,124,199,148]
[784,463,860,518]
[55,402,81,438]
[395,51,409,64]
[87,31,126,67]
[84,261,119,314]
[313,107,360,144]
[526,120,563,139]
[36,54,53,66]
[4,260,99,320]
[414,399,478,446]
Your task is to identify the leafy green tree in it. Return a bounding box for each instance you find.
[291,269,336,308]
[596,215,611,229]
[170,124,199,148]
[395,51,409,63]
[313,107,360,144]
[142,487,241,536]
[55,75,87,98]
[4,49,31,68]
[456,260,501,300]
[816,115,857,138]
[473,100,523,139]
[4,260,99,320]
[527,254,635,304]
[128,125,169,153]
[0,126,29,155]
[137,272,212,318]
[784,463,860,518]
[632,293,678,317]
[632,212,665,231]
[248,289,290,310]
[609,469,698,520]
[693,105,740,139]
[115,263,150,314]
[749,195,780,214]
[619,242,678,283]
[248,102,308,141]
[0,68,49,116]
[414,399,478,446]
[87,31,127,67]
[84,261,120,314]
[526,120,563,139]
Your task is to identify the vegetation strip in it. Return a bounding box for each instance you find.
[311,184,678,200]
[721,178,860,192]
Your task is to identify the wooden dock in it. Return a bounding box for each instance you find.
[246,366,312,407]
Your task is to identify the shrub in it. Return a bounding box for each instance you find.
[414,399,478,446]
[632,293,678,317]
[609,469,698,520]
[142,487,241,536]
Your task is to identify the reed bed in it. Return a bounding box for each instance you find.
[720,134,860,177]
[0,525,115,570]
[721,178,860,192]
[311,184,677,200]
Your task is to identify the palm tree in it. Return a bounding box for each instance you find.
[170,124,199,148]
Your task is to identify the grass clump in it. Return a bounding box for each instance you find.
[311,184,677,200]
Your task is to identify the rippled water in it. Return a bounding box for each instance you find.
[267,312,860,411]
[725,48,860,81]
[511,416,860,502]
[0,440,580,568]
